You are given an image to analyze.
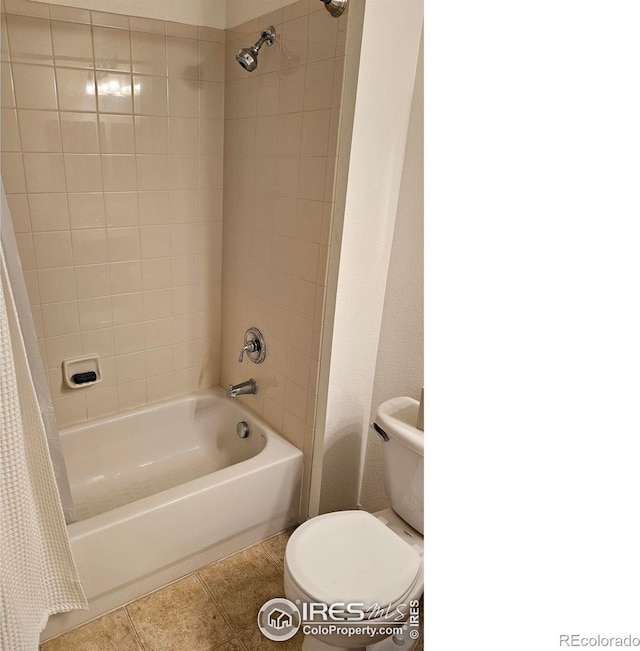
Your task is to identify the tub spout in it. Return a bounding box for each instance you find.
[227,378,258,399]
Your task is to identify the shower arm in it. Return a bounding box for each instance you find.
[252,29,276,53]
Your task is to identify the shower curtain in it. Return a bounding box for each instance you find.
[1,182,88,647]
[0,186,76,524]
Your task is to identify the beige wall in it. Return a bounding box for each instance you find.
[226,0,310,29]
[1,0,225,426]
[315,0,423,515]
[221,0,350,506]
[0,0,370,518]
[2,0,227,29]
[0,0,338,31]
[360,31,424,512]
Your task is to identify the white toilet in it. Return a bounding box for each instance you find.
[284,396,424,651]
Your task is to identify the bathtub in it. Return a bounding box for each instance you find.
[42,388,303,641]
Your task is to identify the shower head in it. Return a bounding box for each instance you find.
[236,26,276,73]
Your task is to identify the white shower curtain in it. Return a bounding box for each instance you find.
[0,183,88,647]
[0,187,76,524]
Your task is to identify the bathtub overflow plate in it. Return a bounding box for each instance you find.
[237,421,250,438]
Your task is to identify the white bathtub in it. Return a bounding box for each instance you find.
[42,388,303,641]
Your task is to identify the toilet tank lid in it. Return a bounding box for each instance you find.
[375,396,423,455]
[285,510,422,609]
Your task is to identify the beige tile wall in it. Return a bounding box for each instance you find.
[0,0,356,459]
[221,0,348,472]
[1,0,225,426]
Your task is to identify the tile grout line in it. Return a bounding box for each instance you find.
[259,540,286,570]
[236,622,265,651]
[194,541,291,647]
[190,570,249,651]
[122,605,147,651]
[193,570,240,640]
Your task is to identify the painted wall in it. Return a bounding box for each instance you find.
[1,0,225,425]
[2,0,227,28]
[3,0,330,30]
[359,31,424,512]
[315,0,423,515]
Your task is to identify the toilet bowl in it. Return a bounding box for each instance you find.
[283,397,424,650]
[284,509,423,651]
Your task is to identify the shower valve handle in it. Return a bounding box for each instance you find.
[238,327,267,364]
[238,340,258,362]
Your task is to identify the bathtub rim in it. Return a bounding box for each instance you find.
[60,385,262,437]
[64,386,302,538]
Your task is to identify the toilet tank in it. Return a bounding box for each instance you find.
[374,397,424,534]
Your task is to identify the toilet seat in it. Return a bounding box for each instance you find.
[285,510,422,610]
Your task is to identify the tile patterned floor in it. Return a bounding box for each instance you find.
[41,527,424,651]
[40,529,303,651]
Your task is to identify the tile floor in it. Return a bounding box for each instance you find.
[41,528,424,651]
[41,529,303,651]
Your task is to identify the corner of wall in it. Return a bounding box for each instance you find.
[360,28,424,513]
[24,0,227,28]
[315,0,424,516]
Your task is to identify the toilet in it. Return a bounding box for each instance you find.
[284,396,424,651]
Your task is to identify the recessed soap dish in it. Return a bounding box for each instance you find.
[62,354,103,389]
